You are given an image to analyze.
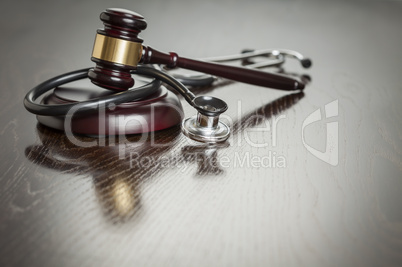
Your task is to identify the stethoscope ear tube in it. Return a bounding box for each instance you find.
[168,49,311,88]
[23,67,162,117]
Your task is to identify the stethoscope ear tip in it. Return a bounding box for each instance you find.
[301,58,312,68]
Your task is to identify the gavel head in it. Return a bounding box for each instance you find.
[88,8,147,91]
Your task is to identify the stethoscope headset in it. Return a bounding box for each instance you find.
[24,8,312,143]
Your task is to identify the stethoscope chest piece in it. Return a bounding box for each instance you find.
[182,96,230,143]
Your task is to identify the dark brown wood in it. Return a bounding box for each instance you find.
[1,1,402,267]
[98,8,147,42]
[88,8,147,91]
[89,8,305,91]
[141,46,305,90]
[88,58,135,90]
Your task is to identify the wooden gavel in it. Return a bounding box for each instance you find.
[88,8,306,91]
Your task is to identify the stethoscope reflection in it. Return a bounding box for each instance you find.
[24,88,304,222]
[231,91,305,135]
[181,143,230,176]
[179,91,305,177]
[179,90,305,176]
[25,124,182,223]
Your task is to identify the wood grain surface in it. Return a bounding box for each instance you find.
[1,0,402,266]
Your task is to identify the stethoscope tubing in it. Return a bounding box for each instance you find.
[24,49,309,117]
[24,67,160,116]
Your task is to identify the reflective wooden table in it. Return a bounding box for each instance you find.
[1,0,401,266]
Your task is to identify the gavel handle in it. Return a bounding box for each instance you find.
[140,46,304,90]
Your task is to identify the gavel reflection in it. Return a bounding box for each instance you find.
[24,88,304,222]
[24,124,230,222]
[25,125,181,223]
[88,8,306,92]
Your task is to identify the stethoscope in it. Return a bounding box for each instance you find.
[24,8,312,143]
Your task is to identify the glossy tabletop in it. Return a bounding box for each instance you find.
[1,0,401,266]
